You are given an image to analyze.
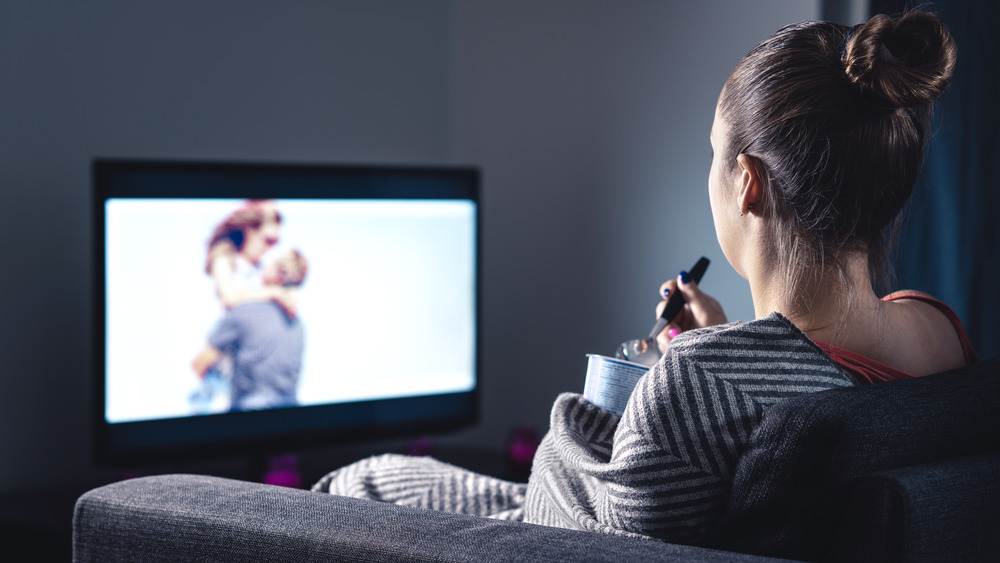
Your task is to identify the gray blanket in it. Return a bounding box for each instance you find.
[313,313,853,544]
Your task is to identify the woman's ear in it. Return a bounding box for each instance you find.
[735,153,764,216]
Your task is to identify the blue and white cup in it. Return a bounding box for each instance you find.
[583,354,651,417]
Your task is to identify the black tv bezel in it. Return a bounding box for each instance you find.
[92,158,481,466]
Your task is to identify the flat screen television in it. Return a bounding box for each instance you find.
[93,159,479,465]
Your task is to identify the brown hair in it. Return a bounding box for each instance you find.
[719,11,956,298]
[204,200,282,274]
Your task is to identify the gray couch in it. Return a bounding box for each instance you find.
[73,356,1000,562]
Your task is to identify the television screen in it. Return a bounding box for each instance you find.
[93,160,479,464]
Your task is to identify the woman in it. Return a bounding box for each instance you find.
[313,10,975,544]
[204,199,297,315]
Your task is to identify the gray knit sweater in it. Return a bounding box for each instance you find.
[313,313,853,544]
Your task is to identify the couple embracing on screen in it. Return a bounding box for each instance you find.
[189,199,309,413]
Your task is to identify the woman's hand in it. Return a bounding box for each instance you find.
[655,272,727,354]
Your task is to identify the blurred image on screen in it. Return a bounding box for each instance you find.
[104,197,476,424]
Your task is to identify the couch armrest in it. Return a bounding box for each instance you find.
[72,474,779,562]
[719,356,1000,561]
[828,451,1000,563]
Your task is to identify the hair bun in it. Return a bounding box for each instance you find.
[843,11,957,108]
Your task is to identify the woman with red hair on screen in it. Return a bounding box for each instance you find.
[204,199,297,314]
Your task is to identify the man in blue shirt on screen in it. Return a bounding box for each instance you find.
[191,249,308,411]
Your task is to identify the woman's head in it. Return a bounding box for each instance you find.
[713,11,956,294]
[205,200,282,273]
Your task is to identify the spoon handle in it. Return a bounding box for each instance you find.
[646,257,710,338]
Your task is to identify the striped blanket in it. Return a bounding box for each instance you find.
[312,313,853,543]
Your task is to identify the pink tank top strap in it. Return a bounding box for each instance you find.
[813,341,914,384]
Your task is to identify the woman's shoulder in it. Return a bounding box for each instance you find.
[881,290,977,370]
[206,240,238,275]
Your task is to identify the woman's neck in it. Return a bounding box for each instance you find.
[749,253,887,346]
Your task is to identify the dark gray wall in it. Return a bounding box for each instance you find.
[0,0,818,493]
[822,0,868,25]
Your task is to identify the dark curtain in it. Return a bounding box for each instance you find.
[874,0,1000,359]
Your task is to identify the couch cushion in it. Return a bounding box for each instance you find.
[713,355,1000,561]
[74,474,786,562]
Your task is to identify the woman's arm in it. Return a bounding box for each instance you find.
[191,343,222,378]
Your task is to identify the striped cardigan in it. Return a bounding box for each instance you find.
[313,313,853,544]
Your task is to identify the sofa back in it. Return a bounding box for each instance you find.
[713,355,1000,561]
